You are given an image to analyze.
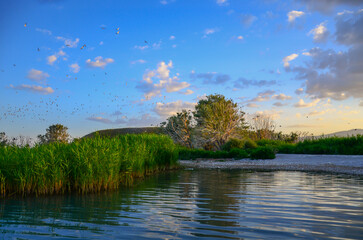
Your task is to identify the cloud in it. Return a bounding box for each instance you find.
[360,101,363,107]
[131,59,146,65]
[283,53,299,68]
[47,55,57,65]
[86,56,114,69]
[289,10,363,101]
[134,41,162,50]
[308,22,330,43]
[190,72,231,84]
[254,110,282,120]
[234,77,276,89]
[9,84,54,95]
[47,50,67,65]
[203,28,219,38]
[153,100,196,118]
[246,103,260,108]
[169,35,175,40]
[286,124,321,128]
[295,88,304,95]
[249,90,275,102]
[241,14,257,27]
[56,36,79,48]
[26,69,50,84]
[272,93,292,101]
[216,0,228,6]
[180,89,194,95]
[137,61,190,100]
[294,0,363,14]
[87,116,114,124]
[287,10,305,23]
[294,98,320,108]
[335,9,363,46]
[70,63,80,73]
[273,102,287,107]
[160,0,175,4]
[35,28,52,35]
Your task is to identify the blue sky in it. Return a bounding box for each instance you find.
[1,0,363,139]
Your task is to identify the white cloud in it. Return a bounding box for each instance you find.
[137,61,190,101]
[26,69,50,84]
[216,0,228,6]
[86,56,114,69]
[47,50,67,65]
[287,10,305,23]
[153,100,196,118]
[237,35,244,40]
[294,98,320,108]
[203,28,219,38]
[9,84,54,95]
[56,36,79,48]
[180,89,194,95]
[308,22,330,43]
[35,28,52,35]
[169,35,175,40]
[70,63,80,73]
[47,55,57,65]
[131,59,146,65]
[283,53,299,68]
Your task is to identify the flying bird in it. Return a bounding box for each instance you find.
[80,44,86,50]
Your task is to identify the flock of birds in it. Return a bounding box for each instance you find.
[0,22,165,130]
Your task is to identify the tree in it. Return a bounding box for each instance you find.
[0,132,8,146]
[161,110,194,148]
[38,124,70,144]
[194,94,247,150]
[251,114,275,140]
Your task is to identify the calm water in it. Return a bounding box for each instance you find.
[1,170,362,239]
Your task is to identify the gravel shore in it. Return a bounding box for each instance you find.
[179,154,363,175]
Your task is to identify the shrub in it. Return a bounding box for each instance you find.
[244,138,258,149]
[250,146,276,160]
[222,138,245,151]
[229,148,249,159]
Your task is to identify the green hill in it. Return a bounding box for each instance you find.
[82,127,163,138]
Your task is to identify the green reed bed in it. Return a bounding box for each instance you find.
[256,135,363,155]
[0,134,178,197]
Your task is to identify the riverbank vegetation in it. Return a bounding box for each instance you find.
[161,94,363,159]
[0,134,178,197]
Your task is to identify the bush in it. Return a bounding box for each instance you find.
[222,138,245,151]
[244,138,258,149]
[250,146,276,160]
[229,148,249,159]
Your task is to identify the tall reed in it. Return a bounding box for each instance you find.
[0,134,178,197]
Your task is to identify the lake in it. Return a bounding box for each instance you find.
[1,170,362,239]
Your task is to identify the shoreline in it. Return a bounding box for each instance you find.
[179,154,363,175]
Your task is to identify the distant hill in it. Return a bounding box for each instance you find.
[319,129,363,138]
[83,127,163,138]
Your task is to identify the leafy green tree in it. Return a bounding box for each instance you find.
[0,132,8,146]
[161,110,194,148]
[37,124,70,144]
[194,94,247,150]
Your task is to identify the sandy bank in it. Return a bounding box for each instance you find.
[179,154,363,175]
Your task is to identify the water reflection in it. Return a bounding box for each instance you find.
[1,170,362,239]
